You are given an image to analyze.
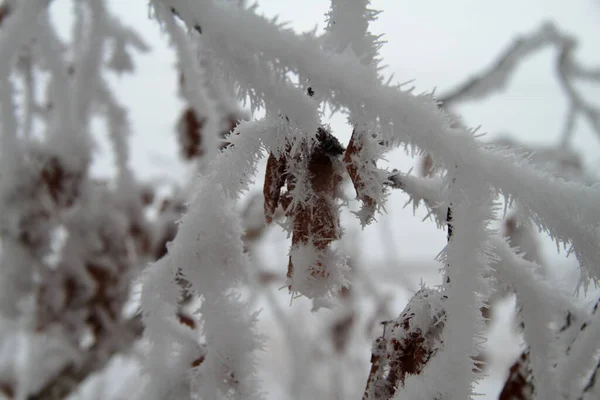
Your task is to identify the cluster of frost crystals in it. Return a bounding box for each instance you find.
[138,5,267,390]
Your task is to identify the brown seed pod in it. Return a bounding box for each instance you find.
[263,152,287,224]
[177,107,205,160]
[286,129,345,283]
[262,127,347,289]
[344,128,377,223]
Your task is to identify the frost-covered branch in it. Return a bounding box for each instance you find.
[161,0,600,290]
[0,0,598,399]
[139,119,268,399]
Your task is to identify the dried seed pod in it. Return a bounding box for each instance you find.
[262,127,347,294]
[263,153,287,224]
[177,107,205,160]
[286,129,345,283]
[344,128,377,224]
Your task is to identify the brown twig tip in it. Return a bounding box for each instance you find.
[177,107,205,160]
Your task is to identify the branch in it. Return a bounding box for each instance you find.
[499,352,534,400]
[438,22,600,143]
[27,317,143,400]
[363,288,446,400]
[162,0,600,287]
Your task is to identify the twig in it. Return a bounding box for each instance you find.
[438,22,600,144]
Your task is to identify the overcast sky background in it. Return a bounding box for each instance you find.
[49,1,600,398]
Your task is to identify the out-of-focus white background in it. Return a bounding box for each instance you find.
[49,1,600,398]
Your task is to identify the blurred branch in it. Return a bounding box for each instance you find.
[438,22,600,144]
[27,317,143,400]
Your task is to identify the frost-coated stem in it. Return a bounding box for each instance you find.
[140,120,267,398]
[421,167,490,399]
[491,237,563,400]
[0,77,21,191]
[19,58,35,140]
[438,22,600,147]
[35,10,74,137]
[559,315,600,397]
[0,1,45,81]
[160,0,321,136]
[554,299,600,398]
[325,0,387,225]
[154,3,221,162]
[96,81,133,185]
[67,0,107,163]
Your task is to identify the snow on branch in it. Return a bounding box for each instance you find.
[555,298,600,399]
[324,1,388,225]
[363,287,446,399]
[408,166,492,399]
[154,4,221,163]
[324,0,383,69]
[139,118,268,398]
[160,0,600,289]
[490,237,565,399]
[387,164,598,399]
[386,170,447,226]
